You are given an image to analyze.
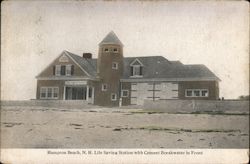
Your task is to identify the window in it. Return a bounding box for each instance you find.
[186,90,192,97]
[55,65,73,76]
[113,48,118,53]
[121,90,129,97]
[102,84,107,91]
[130,59,143,77]
[40,87,59,99]
[112,62,118,69]
[185,89,209,97]
[201,90,208,97]
[131,65,142,76]
[53,88,59,98]
[66,65,72,76]
[47,88,53,98]
[111,93,117,101]
[61,65,66,75]
[193,90,200,97]
[55,65,61,76]
[40,88,47,98]
[104,48,109,52]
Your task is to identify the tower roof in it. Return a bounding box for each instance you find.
[99,31,123,46]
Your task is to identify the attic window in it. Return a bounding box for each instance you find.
[54,65,74,76]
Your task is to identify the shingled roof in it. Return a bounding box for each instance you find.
[65,51,97,77]
[122,56,220,81]
[51,51,220,81]
[99,31,123,46]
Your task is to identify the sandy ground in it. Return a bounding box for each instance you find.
[1,106,249,148]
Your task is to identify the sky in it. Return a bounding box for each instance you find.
[1,1,249,100]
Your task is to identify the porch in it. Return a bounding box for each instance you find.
[63,81,94,104]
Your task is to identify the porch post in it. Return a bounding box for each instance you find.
[92,87,95,104]
[86,85,89,101]
[63,86,66,100]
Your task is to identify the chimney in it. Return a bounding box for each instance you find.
[82,53,92,59]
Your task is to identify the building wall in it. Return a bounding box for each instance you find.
[178,81,219,100]
[37,80,95,100]
[36,80,65,99]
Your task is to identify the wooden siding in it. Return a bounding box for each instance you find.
[121,82,131,106]
[178,81,219,100]
[38,54,88,77]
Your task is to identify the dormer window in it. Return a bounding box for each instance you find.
[131,65,142,76]
[130,58,143,77]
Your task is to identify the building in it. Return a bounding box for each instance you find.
[36,31,220,106]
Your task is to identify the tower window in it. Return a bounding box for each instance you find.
[104,48,109,52]
[102,84,107,91]
[111,93,117,101]
[113,48,118,52]
[112,62,118,69]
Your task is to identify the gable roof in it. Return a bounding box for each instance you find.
[130,58,144,66]
[99,31,123,46]
[37,51,219,81]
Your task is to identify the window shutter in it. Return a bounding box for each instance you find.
[139,66,142,75]
[71,65,74,75]
[53,66,55,75]
[130,66,133,76]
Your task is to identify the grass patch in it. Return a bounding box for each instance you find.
[69,123,82,126]
[131,110,249,116]
[191,111,249,116]
[130,110,164,114]
[112,126,241,133]
[172,111,249,116]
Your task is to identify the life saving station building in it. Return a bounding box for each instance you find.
[36,31,220,106]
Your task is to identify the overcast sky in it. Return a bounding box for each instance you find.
[1,1,249,100]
